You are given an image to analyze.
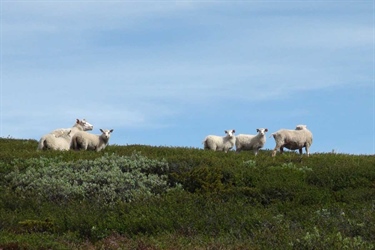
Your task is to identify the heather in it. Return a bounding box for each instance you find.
[0,138,374,249]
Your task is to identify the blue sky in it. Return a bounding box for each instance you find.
[1,1,374,155]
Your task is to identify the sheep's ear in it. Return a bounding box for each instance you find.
[110,129,114,133]
[224,130,227,134]
[256,129,260,132]
[68,130,72,135]
[265,128,268,132]
[232,130,235,133]
[100,129,104,133]
[76,119,80,124]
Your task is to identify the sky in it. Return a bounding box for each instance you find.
[1,1,374,155]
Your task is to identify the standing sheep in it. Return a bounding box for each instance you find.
[203,129,236,153]
[235,128,268,155]
[270,125,313,157]
[37,130,72,151]
[70,129,114,152]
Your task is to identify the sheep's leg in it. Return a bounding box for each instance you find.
[305,146,310,156]
[82,142,88,150]
[254,149,259,156]
[279,147,284,154]
[299,148,303,154]
[70,138,80,151]
[272,146,279,157]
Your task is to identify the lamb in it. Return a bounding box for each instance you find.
[37,130,72,151]
[70,129,114,152]
[235,128,268,155]
[50,118,93,137]
[270,124,313,157]
[203,129,236,153]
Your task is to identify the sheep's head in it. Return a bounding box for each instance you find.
[256,128,268,135]
[77,119,94,131]
[225,129,235,137]
[100,129,114,140]
[295,125,307,130]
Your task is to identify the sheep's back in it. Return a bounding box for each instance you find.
[236,134,255,143]
[72,131,99,149]
[274,129,312,149]
[40,134,70,150]
[204,135,222,149]
[236,134,264,149]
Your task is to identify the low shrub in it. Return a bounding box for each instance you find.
[0,139,374,248]
[5,152,179,205]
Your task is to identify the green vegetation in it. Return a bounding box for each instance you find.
[0,138,374,249]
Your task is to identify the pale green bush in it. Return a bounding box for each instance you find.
[5,152,178,204]
[270,162,313,173]
[242,160,257,168]
[291,226,374,249]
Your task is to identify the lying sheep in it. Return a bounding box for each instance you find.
[203,129,236,153]
[50,118,93,137]
[235,128,268,155]
[70,129,114,152]
[37,119,92,151]
[37,130,72,151]
[270,124,313,157]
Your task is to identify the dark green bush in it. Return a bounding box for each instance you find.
[17,219,55,234]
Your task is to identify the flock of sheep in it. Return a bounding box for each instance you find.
[203,124,313,157]
[38,119,113,152]
[37,118,313,156]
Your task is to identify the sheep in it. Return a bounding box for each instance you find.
[37,119,93,150]
[270,124,313,157]
[70,129,114,152]
[37,130,72,151]
[37,119,93,151]
[235,128,268,155]
[203,129,236,153]
[50,118,93,137]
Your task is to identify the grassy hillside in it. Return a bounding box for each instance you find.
[0,138,374,249]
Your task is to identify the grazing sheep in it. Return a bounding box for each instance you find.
[235,128,268,155]
[270,125,313,157]
[203,129,236,153]
[50,118,93,137]
[70,129,114,152]
[37,130,72,151]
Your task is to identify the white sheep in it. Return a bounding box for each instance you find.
[50,118,93,137]
[203,129,236,153]
[37,130,72,151]
[235,128,268,155]
[70,129,114,152]
[37,119,93,151]
[270,124,313,157]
